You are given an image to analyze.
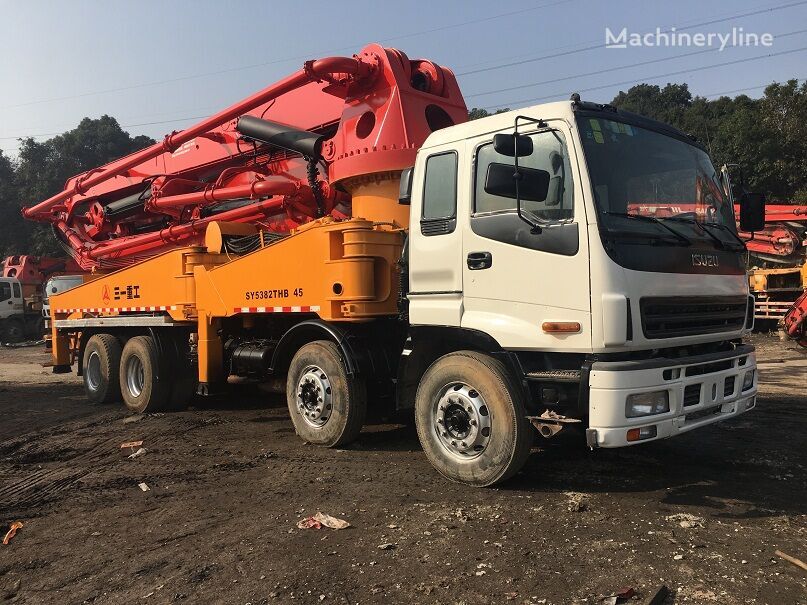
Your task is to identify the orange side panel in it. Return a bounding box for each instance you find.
[194,218,404,322]
[49,247,229,322]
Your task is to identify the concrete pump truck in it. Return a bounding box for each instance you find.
[23,44,764,486]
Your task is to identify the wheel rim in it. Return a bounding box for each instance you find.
[86,351,102,391]
[295,365,332,428]
[432,382,492,461]
[8,324,23,339]
[125,355,145,398]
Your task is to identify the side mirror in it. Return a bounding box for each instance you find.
[398,167,413,205]
[484,162,550,202]
[493,133,533,157]
[738,191,765,232]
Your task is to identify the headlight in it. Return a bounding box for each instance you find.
[626,391,670,418]
[742,370,755,391]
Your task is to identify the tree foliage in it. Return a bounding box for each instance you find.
[467,107,511,120]
[0,116,154,257]
[610,80,807,202]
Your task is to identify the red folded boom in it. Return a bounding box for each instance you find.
[22,44,468,270]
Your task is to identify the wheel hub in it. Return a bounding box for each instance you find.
[296,365,332,428]
[125,355,145,398]
[434,383,491,460]
[86,351,102,391]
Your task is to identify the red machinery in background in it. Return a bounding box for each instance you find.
[737,203,807,264]
[21,44,467,271]
[783,288,807,347]
[2,255,82,285]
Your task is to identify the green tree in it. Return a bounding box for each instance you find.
[760,80,807,201]
[611,80,806,202]
[468,107,511,120]
[8,116,154,256]
[611,83,692,126]
[0,151,24,257]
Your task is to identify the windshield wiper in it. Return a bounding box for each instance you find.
[603,212,691,246]
[702,221,747,250]
[664,216,745,251]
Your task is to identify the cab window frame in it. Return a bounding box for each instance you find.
[468,127,580,256]
[472,127,575,223]
[420,150,459,236]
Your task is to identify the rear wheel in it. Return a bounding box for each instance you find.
[82,334,122,404]
[415,351,533,487]
[120,336,170,414]
[286,340,366,447]
[2,318,25,343]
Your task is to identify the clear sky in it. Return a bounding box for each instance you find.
[1,0,805,156]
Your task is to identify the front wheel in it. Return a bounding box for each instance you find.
[415,351,533,487]
[286,340,366,447]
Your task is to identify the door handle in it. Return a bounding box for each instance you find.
[467,251,493,270]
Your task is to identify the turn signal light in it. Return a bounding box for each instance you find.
[627,425,657,442]
[542,321,581,333]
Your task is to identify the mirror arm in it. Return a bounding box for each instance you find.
[512,116,546,234]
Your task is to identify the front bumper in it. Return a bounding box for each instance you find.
[586,345,758,448]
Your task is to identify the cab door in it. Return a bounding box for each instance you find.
[461,122,592,351]
[407,144,465,326]
[0,280,12,319]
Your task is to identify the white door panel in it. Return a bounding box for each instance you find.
[461,122,592,350]
[408,145,465,327]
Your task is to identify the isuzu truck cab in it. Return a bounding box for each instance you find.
[400,97,759,479]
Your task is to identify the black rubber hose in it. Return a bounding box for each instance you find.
[307,159,325,218]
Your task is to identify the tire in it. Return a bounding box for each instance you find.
[2,318,25,343]
[414,351,533,487]
[82,334,123,404]
[119,336,170,414]
[286,340,367,447]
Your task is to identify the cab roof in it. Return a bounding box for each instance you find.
[422,98,702,151]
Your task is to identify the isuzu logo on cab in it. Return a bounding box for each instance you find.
[692,253,720,268]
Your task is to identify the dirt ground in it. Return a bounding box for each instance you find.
[0,334,804,605]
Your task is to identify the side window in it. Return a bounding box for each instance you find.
[421,151,458,235]
[12,282,21,298]
[0,282,10,302]
[475,130,574,222]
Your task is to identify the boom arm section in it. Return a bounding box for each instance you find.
[23,44,467,270]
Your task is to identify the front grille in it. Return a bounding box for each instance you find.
[683,384,701,406]
[724,376,735,398]
[640,296,747,339]
[686,359,733,377]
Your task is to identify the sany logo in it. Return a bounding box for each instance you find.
[692,253,719,268]
[102,285,111,304]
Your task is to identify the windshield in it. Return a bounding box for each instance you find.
[578,115,738,245]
